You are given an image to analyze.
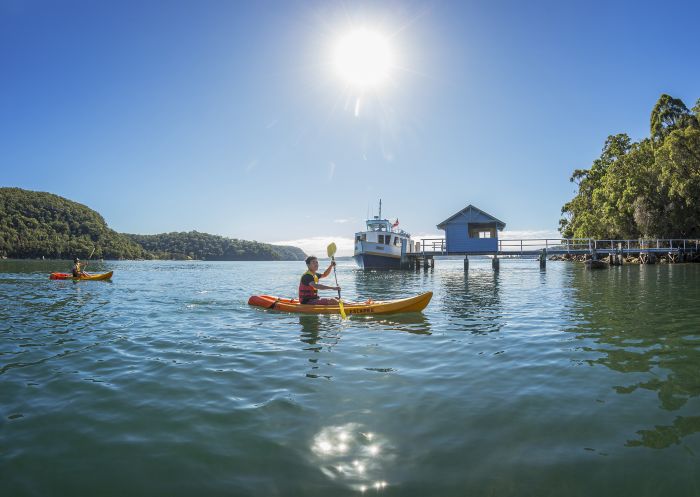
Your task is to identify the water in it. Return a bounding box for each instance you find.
[1,259,699,496]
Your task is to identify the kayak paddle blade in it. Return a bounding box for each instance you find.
[326,242,337,259]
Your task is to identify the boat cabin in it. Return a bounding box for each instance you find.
[355,218,408,247]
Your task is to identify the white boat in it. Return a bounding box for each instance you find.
[353,200,419,269]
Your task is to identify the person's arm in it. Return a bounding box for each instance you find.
[320,261,335,278]
[310,281,339,291]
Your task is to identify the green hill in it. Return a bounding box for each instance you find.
[124,231,306,261]
[0,187,146,259]
[0,188,306,261]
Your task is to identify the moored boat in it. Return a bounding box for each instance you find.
[248,291,432,315]
[354,200,419,269]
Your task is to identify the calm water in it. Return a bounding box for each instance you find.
[1,259,699,496]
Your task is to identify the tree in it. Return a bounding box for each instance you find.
[650,94,698,145]
[561,93,700,240]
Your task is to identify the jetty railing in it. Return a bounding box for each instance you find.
[417,238,700,256]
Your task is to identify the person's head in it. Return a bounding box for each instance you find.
[305,255,319,271]
[74,257,80,263]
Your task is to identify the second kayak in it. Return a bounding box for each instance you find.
[248,291,432,315]
[49,271,114,281]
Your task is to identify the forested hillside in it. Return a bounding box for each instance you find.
[0,188,306,260]
[0,188,146,259]
[560,94,700,239]
[124,232,306,261]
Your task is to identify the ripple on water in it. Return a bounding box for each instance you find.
[2,260,700,496]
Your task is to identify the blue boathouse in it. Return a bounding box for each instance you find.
[437,205,506,253]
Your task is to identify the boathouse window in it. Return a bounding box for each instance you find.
[394,236,399,246]
[385,236,391,245]
[378,235,384,244]
[469,226,496,239]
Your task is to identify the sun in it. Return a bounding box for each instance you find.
[333,28,393,89]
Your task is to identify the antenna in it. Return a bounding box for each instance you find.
[379,199,382,220]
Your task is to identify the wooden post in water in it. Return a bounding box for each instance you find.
[539,249,547,269]
[464,256,469,271]
[492,255,499,271]
[430,257,435,269]
[618,243,623,265]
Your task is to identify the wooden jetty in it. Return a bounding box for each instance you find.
[405,238,700,270]
[397,204,699,271]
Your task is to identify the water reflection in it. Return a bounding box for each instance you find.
[352,269,426,302]
[353,313,431,335]
[567,265,700,447]
[626,415,700,449]
[439,267,503,334]
[310,423,393,492]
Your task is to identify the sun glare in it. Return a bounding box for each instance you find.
[333,28,393,89]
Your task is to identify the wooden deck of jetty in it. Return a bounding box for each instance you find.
[405,238,700,270]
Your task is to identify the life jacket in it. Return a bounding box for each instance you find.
[298,270,318,303]
[72,262,82,277]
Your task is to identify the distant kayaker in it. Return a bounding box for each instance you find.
[299,256,340,305]
[71,257,89,278]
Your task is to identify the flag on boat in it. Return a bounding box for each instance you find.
[392,218,399,228]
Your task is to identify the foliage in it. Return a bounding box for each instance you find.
[0,188,147,259]
[0,188,306,261]
[560,94,700,239]
[124,231,307,261]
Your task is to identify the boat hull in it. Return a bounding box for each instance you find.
[248,291,432,315]
[353,253,402,270]
[49,271,113,281]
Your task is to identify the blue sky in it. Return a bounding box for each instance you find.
[2,0,699,255]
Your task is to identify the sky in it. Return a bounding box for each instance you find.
[2,0,699,256]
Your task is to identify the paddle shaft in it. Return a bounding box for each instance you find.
[331,257,341,299]
[85,247,96,269]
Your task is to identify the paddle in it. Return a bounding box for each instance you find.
[84,247,96,274]
[326,242,347,319]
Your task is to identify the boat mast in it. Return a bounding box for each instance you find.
[379,199,382,220]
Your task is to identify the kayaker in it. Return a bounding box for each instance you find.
[299,256,340,305]
[71,257,89,278]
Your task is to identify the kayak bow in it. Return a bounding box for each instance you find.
[248,291,432,315]
[49,271,113,281]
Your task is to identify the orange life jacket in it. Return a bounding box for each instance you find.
[298,270,318,303]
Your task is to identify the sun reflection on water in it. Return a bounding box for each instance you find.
[311,423,392,492]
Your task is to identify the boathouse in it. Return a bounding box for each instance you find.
[437,205,506,254]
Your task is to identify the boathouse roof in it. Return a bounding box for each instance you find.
[436,205,506,230]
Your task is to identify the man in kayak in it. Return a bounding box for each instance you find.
[71,257,89,278]
[299,256,340,305]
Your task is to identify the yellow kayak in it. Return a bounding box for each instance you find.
[248,291,432,315]
[49,271,113,281]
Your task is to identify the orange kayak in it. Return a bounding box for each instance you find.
[49,271,113,281]
[248,291,432,315]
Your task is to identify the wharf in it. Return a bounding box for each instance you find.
[405,238,700,270]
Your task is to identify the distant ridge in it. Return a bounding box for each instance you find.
[124,231,306,261]
[0,187,306,261]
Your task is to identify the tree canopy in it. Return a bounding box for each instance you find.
[560,94,700,239]
[0,188,146,259]
[124,231,306,261]
[0,188,306,261]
